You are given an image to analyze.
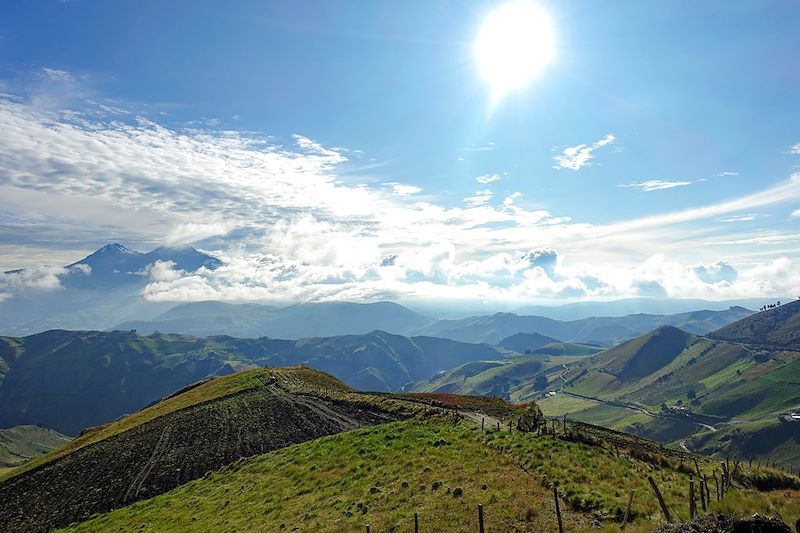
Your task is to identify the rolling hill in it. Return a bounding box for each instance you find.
[545,300,800,466]
[0,329,508,435]
[411,306,753,346]
[36,387,800,532]
[0,425,70,470]
[0,367,421,533]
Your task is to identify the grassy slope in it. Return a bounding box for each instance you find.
[0,425,71,468]
[0,367,296,481]
[709,299,800,349]
[62,417,800,533]
[414,352,592,403]
[0,366,440,533]
[549,304,800,467]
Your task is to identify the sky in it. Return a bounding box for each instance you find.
[0,0,799,306]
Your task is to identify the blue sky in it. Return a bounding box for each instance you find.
[0,0,799,305]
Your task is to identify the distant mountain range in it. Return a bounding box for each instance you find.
[410,306,754,346]
[513,297,790,320]
[0,329,507,435]
[116,300,434,338]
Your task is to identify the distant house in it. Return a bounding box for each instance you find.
[779,412,800,423]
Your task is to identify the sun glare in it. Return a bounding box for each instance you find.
[474,1,554,102]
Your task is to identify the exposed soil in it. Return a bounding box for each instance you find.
[0,384,399,533]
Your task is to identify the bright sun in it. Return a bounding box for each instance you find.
[474,1,554,101]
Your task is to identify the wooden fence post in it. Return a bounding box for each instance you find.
[481,417,484,430]
[478,504,485,533]
[713,471,720,501]
[509,419,512,433]
[689,475,696,520]
[496,421,500,431]
[365,525,370,533]
[553,486,564,533]
[700,476,707,512]
[414,512,419,533]
[647,475,672,523]
[620,489,634,530]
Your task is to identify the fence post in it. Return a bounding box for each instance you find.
[620,489,634,530]
[647,475,672,523]
[553,486,564,533]
[509,419,512,433]
[478,504,485,533]
[713,471,720,501]
[414,512,419,533]
[689,475,696,520]
[481,417,484,430]
[496,421,500,431]
[365,525,370,533]
[700,475,707,512]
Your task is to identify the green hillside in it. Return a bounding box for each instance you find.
[708,299,800,350]
[0,366,426,533]
[60,417,800,533]
[547,303,800,467]
[0,425,71,469]
[0,329,508,435]
[414,351,593,403]
[496,331,560,352]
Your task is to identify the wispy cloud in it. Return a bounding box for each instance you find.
[553,133,615,171]
[720,214,756,223]
[619,180,692,192]
[717,171,739,177]
[792,209,800,218]
[475,173,501,184]
[463,189,493,207]
[387,183,421,196]
[462,141,495,153]
[790,143,800,155]
[163,222,235,247]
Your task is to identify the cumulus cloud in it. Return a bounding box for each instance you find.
[619,180,692,192]
[693,261,738,284]
[553,133,615,171]
[0,263,90,298]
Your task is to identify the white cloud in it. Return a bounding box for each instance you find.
[720,214,756,222]
[792,209,800,218]
[475,173,501,184]
[790,143,800,155]
[0,263,90,296]
[717,171,739,177]
[553,133,615,171]
[2,90,800,304]
[387,183,421,196]
[463,189,493,207]
[163,222,234,247]
[619,180,692,192]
